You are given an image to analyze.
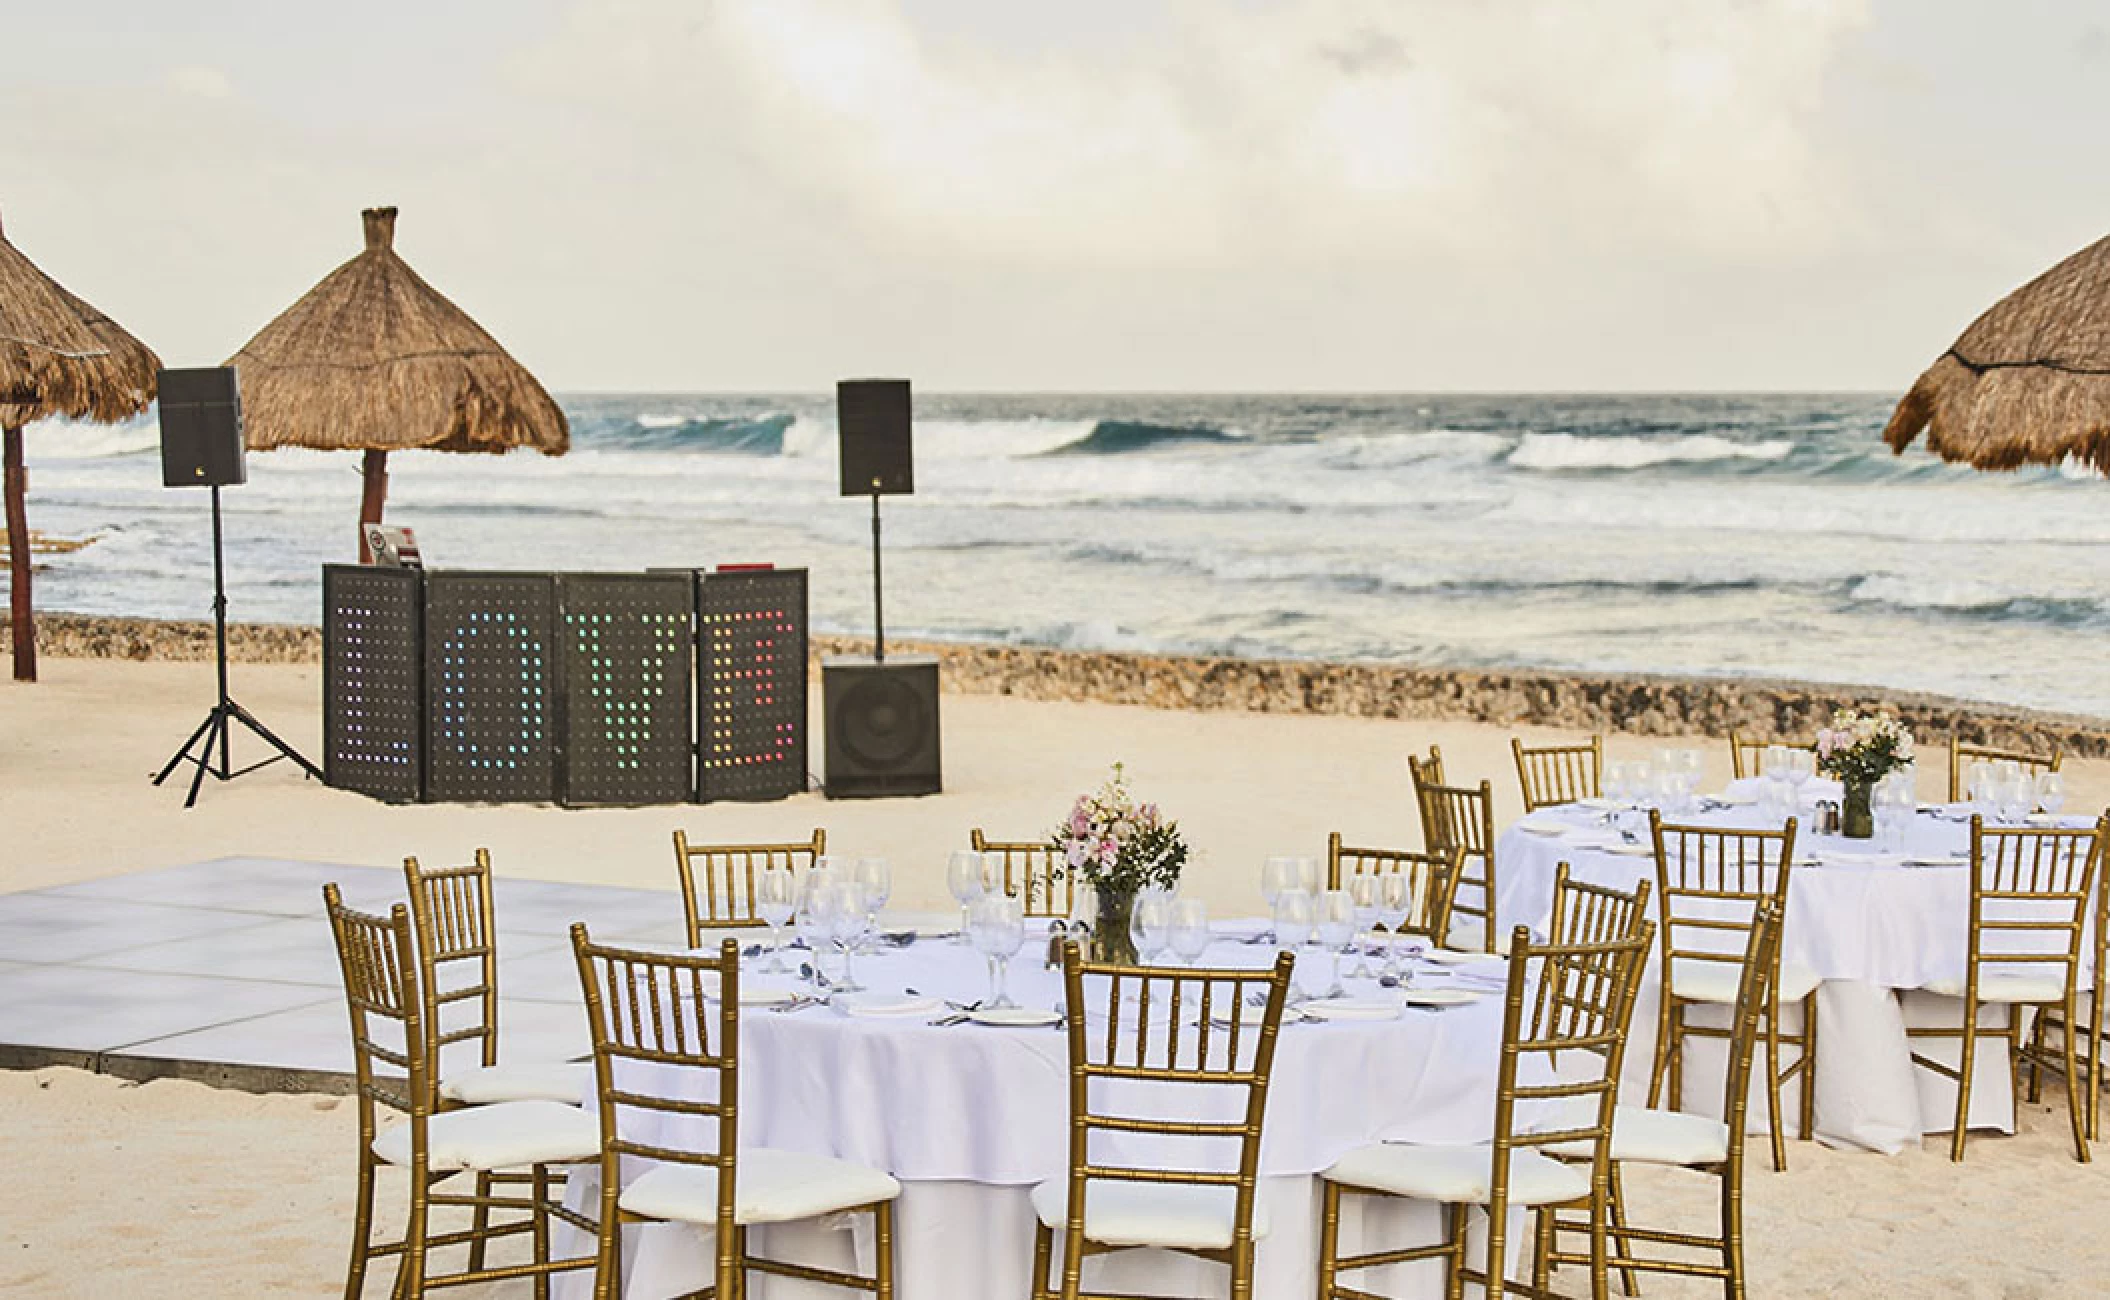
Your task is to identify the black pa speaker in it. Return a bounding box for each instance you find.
[823,655,941,798]
[158,366,247,488]
[837,378,913,497]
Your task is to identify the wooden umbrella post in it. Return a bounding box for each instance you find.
[359,448,388,563]
[4,422,34,682]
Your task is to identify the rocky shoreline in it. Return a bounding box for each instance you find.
[10,611,2108,759]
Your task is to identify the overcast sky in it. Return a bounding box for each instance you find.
[4,0,2106,392]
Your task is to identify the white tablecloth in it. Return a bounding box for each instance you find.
[1493,792,2095,1154]
[558,925,1536,1299]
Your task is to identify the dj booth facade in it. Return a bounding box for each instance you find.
[322,565,808,805]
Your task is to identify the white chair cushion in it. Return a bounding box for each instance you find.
[1322,1142,1589,1208]
[1546,1105,1730,1167]
[1920,972,2068,1003]
[440,1060,592,1107]
[1670,959,1819,1005]
[372,1100,598,1171]
[1029,1178,1270,1251]
[1444,919,1514,957]
[621,1149,901,1227]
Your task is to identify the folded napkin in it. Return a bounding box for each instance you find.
[838,993,942,1018]
[1302,997,1403,1022]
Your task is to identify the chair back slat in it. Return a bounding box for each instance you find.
[326,884,432,1139]
[1717,897,1785,1161]
[673,829,825,943]
[1948,738,2063,803]
[1492,923,1653,1164]
[1649,812,1797,984]
[1056,947,1291,1247]
[1325,833,1460,939]
[1726,733,1771,781]
[972,829,1073,919]
[1963,818,2103,984]
[1410,754,1498,947]
[1511,736,1603,811]
[574,927,740,1179]
[404,850,502,1075]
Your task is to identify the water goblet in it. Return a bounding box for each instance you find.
[755,864,796,973]
[1273,887,1314,953]
[1997,770,2034,825]
[795,882,839,986]
[1784,750,1814,808]
[1346,874,1381,977]
[946,850,987,945]
[1603,760,1629,806]
[1260,856,1299,940]
[1762,745,1790,787]
[1315,889,1356,998]
[1630,761,1653,809]
[1130,892,1173,964]
[969,894,1025,1008]
[1167,899,1213,967]
[1293,856,1321,895]
[1376,872,1415,983]
[827,881,871,993]
[2036,771,2066,817]
[852,857,891,951]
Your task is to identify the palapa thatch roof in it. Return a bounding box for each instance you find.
[0,206,160,423]
[229,207,567,455]
[1884,232,2110,476]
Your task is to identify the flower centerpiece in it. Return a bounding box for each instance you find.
[1814,709,1915,838]
[1049,763,1188,964]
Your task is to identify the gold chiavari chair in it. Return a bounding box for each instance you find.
[1409,753,1503,953]
[1317,921,1655,1300]
[1031,945,1295,1300]
[405,851,593,1275]
[972,828,1074,919]
[1539,898,1783,1300]
[1726,733,1769,782]
[673,828,826,946]
[1513,736,1604,812]
[326,884,598,1300]
[1325,834,1462,942]
[1647,811,1813,1172]
[572,925,901,1300]
[2023,814,2110,1139]
[1904,815,2104,1163]
[1948,737,2064,803]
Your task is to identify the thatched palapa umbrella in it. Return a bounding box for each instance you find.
[230,206,567,561]
[1885,232,2110,475]
[1,205,162,681]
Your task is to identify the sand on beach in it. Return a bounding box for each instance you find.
[4,655,2109,1298]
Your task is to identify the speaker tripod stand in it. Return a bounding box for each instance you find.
[153,484,321,807]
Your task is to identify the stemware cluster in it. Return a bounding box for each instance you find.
[1967,761,2064,825]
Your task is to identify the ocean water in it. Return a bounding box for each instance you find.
[17,392,2110,718]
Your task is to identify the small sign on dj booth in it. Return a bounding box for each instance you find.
[322,565,808,805]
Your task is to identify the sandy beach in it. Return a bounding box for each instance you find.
[4,654,2108,1296]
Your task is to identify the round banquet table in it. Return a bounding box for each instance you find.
[1492,781,2099,1155]
[555,921,1549,1300]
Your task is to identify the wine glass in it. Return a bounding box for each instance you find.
[1346,874,1381,977]
[1762,745,1789,786]
[1273,887,1314,953]
[1997,770,2034,825]
[1167,899,1212,967]
[946,850,987,945]
[969,894,1026,1009]
[1294,856,1321,895]
[1315,889,1356,998]
[1603,760,1628,806]
[795,879,838,987]
[755,864,796,973]
[827,881,870,993]
[1784,750,1813,808]
[1872,775,1910,852]
[2036,771,2066,817]
[852,857,891,951]
[1676,749,1705,812]
[1130,892,1173,964]
[1376,872,1414,982]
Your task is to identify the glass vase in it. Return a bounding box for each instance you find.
[1091,886,1140,965]
[1842,776,1875,840]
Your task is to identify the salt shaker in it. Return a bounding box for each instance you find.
[1044,920,1069,969]
[1815,800,1841,835]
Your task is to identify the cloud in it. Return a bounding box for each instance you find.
[530,0,1875,269]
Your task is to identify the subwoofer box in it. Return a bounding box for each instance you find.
[822,654,941,798]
